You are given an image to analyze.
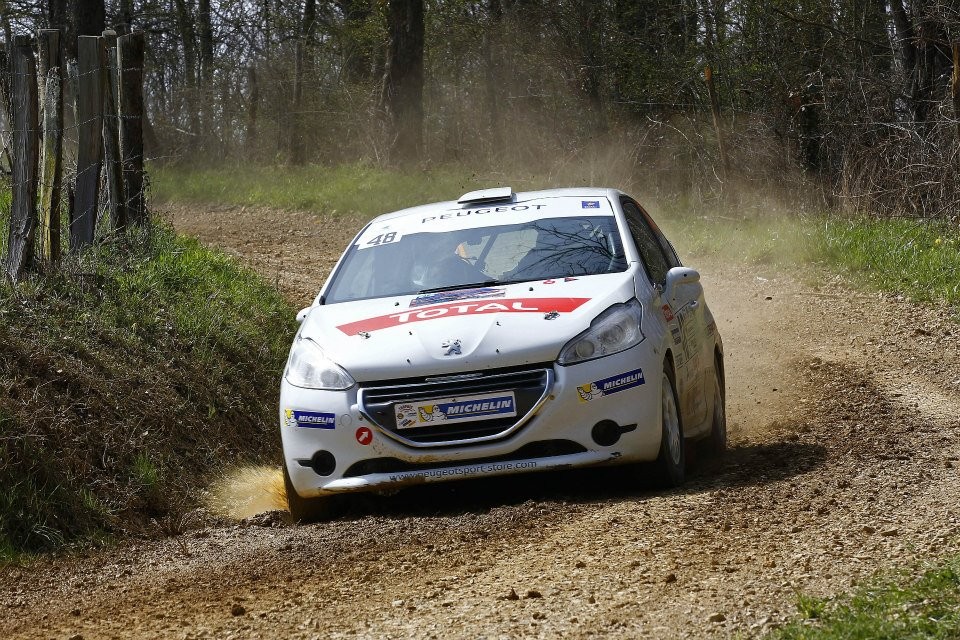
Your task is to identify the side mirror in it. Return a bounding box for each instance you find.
[663,267,701,305]
[296,307,311,324]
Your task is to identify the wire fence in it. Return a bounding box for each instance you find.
[1,29,148,282]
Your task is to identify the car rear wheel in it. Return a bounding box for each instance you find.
[655,364,686,487]
[283,460,337,523]
[708,358,727,455]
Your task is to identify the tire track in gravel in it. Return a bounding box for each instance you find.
[2,205,958,639]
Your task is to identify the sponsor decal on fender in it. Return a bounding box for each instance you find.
[577,369,645,402]
[662,304,674,322]
[337,297,590,335]
[671,325,683,345]
[284,409,336,429]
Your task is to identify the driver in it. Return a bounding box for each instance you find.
[415,233,487,289]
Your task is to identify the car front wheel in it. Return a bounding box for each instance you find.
[655,364,686,487]
[708,358,727,455]
[283,460,337,523]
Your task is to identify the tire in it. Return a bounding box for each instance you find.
[655,363,686,487]
[708,357,727,455]
[283,460,337,523]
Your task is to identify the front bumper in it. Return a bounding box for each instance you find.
[280,343,663,498]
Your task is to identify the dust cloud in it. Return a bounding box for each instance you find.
[205,465,287,520]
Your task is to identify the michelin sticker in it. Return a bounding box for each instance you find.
[285,409,336,429]
[396,392,517,428]
[577,369,645,402]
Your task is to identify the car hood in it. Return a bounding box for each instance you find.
[299,273,637,381]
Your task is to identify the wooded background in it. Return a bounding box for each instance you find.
[2,0,959,217]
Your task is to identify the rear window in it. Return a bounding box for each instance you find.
[324,216,628,304]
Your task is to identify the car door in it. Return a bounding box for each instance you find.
[620,198,708,429]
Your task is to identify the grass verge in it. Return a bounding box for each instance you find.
[155,163,960,307]
[770,555,960,639]
[151,162,492,216]
[0,189,295,559]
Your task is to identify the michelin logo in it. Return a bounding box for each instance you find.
[577,369,645,403]
[431,397,515,421]
[399,393,518,428]
[284,409,336,429]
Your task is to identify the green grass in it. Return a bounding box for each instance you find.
[659,212,960,306]
[151,162,496,217]
[0,185,296,559]
[770,556,960,639]
[819,217,960,305]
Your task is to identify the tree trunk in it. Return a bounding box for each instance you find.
[246,63,259,152]
[173,0,200,136]
[953,43,960,142]
[578,0,606,133]
[198,0,213,141]
[74,0,105,37]
[483,0,503,151]
[337,0,374,82]
[381,0,425,163]
[291,0,317,165]
[118,31,147,226]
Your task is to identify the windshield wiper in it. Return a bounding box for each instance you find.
[417,280,502,294]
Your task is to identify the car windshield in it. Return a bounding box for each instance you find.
[324,216,628,304]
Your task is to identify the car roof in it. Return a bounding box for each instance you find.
[370,187,627,225]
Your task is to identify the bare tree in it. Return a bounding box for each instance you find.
[381,0,424,162]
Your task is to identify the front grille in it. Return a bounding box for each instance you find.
[357,364,553,447]
[343,440,587,477]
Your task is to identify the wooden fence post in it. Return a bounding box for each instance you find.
[101,29,126,231]
[38,29,64,265]
[118,32,146,226]
[72,35,104,250]
[704,65,730,181]
[5,36,39,281]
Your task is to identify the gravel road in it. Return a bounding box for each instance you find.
[2,204,958,639]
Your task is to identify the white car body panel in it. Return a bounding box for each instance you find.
[280,188,723,498]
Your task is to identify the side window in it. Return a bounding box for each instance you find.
[621,199,670,286]
[639,207,681,269]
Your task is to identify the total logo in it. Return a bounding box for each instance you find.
[337,297,590,335]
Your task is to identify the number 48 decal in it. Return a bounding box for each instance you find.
[360,231,401,249]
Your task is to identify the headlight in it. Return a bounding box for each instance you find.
[557,299,644,365]
[284,337,356,390]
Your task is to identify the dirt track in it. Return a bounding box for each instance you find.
[2,204,959,639]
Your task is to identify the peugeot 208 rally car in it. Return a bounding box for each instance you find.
[281,187,725,520]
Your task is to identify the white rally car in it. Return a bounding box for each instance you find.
[281,187,725,520]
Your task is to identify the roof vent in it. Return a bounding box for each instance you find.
[458,187,514,205]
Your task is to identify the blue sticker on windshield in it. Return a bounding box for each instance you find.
[581,200,600,209]
[410,287,505,308]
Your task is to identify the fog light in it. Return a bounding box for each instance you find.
[310,450,336,476]
[591,420,637,447]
